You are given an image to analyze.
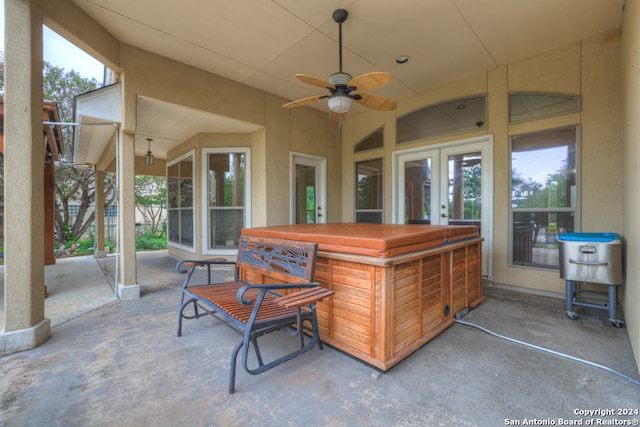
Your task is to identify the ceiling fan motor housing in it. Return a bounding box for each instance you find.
[329,72,352,87]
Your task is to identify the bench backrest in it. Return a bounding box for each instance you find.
[236,236,318,283]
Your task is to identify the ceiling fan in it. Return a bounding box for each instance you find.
[283,9,397,121]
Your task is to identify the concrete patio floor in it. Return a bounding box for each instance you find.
[1,251,639,426]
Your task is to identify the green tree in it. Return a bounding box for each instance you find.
[135,175,167,237]
[41,61,117,245]
[43,61,98,156]
[511,169,545,208]
[462,163,482,219]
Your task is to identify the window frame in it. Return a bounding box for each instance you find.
[508,125,581,270]
[166,150,196,253]
[201,147,252,256]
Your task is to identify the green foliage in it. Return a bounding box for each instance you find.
[136,231,168,251]
[135,176,167,238]
[512,159,572,209]
[59,222,75,243]
[55,234,95,257]
[41,61,117,245]
[43,61,99,159]
[462,163,482,219]
[221,154,245,206]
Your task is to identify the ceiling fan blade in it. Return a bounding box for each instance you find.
[283,95,326,109]
[349,72,391,91]
[296,74,334,89]
[355,92,397,111]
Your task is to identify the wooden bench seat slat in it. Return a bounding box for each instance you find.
[189,284,304,324]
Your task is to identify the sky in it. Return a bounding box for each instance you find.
[0,0,106,83]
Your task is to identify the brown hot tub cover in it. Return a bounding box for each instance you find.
[241,223,479,258]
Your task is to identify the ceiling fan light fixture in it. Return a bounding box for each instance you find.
[328,95,352,113]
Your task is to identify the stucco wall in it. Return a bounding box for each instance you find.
[621,0,640,373]
[117,45,341,259]
[341,30,624,296]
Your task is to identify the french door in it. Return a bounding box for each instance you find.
[394,136,493,276]
[290,153,327,224]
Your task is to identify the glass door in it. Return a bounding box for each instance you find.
[395,137,492,276]
[439,147,483,234]
[295,163,317,224]
[291,153,327,224]
[396,149,440,225]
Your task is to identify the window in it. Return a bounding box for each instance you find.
[510,126,578,269]
[509,93,581,123]
[68,204,80,217]
[204,148,250,251]
[105,205,118,217]
[167,152,194,250]
[355,127,383,152]
[355,158,383,223]
[397,96,486,144]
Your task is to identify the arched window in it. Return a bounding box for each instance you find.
[397,96,487,144]
[355,127,383,152]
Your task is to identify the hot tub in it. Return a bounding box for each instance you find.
[241,223,483,370]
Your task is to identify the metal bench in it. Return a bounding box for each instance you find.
[176,236,334,393]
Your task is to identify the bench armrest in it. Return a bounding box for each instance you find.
[236,282,320,306]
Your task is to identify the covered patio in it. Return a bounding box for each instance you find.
[0,252,638,425]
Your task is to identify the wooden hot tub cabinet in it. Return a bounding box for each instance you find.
[240,224,483,370]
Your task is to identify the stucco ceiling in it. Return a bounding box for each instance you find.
[69,0,625,162]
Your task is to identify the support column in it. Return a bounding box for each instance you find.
[94,169,107,258]
[116,130,140,299]
[44,157,56,265]
[0,0,51,354]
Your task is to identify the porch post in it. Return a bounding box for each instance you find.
[44,156,56,265]
[0,0,51,354]
[94,169,107,258]
[116,130,140,299]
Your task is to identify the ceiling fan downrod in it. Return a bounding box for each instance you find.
[333,9,348,73]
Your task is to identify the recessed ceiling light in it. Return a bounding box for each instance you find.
[395,55,410,64]
[457,104,466,110]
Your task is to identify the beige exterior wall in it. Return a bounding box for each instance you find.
[116,45,340,260]
[341,30,624,295]
[621,0,640,374]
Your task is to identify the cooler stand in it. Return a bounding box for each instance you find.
[565,280,624,328]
